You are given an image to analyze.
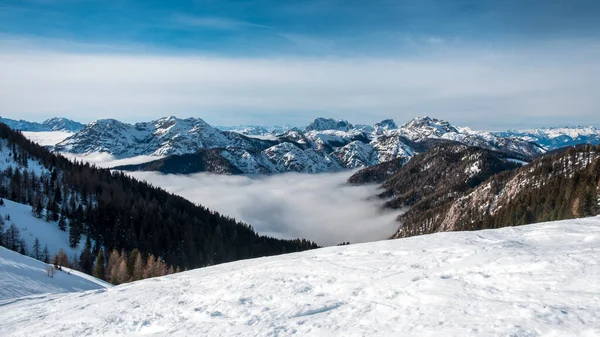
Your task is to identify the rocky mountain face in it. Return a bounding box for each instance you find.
[54,116,547,175]
[0,117,84,132]
[350,142,523,222]
[352,143,600,240]
[497,127,600,150]
[393,144,600,238]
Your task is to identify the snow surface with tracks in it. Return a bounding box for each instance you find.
[1,217,599,336]
[0,247,111,302]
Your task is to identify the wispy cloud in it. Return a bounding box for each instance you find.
[1,38,599,128]
[172,14,269,31]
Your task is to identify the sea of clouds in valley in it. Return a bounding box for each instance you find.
[62,153,400,246]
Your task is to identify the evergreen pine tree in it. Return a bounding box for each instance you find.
[79,236,94,274]
[68,218,81,248]
[32,237,41,260]
[0,216,5,247]
[58,214,67,231]
[5,223,20,251]
[93,249,105,280]
[42,245,50,263]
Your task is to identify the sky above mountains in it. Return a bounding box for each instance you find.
[1,0,599,129]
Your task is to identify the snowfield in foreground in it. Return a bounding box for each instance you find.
[0,247,111,302]
[1,217,599,337]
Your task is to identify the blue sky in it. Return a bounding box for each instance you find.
[0,0,599,128]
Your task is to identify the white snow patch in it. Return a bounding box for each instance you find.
[1,217,599,336]
[0,199,88,258]
[0,247,110,301]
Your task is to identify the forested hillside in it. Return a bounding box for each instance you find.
[0,123,317,284]
[394,144,600,238]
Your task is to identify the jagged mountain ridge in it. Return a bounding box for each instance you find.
[497,126,600,150]
[55,116,546,175]
[0,117,84,132]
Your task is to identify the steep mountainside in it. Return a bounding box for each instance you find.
[393,144,600,238]
[350,142,522,223]
[497,126,600,150]
[2,217,599,336]
[0,117,84,132]
[0,123,317,283]
[56,115,546,175]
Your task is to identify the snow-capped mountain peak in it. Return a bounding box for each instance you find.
[0,117,84,132]
[400,116,459,139]
[49,115,550,175]
[373,119,397,134]
[305,117,354,132]
[497,126,600,150]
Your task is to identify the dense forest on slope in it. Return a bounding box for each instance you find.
[114,149,244,175]
[0,123,317,282]
[393,144,600,238]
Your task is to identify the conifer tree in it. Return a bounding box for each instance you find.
[32,197,44,218]
[132,251,144,281]
[68,218,81,248]
[58,214,67,231]
[32,237,41,260]
[4,223,20,251]
[0,216,4,246]
[93,249,105,280]
[42,245,50,263]
[106,249,121,282]
[79,236,94,274]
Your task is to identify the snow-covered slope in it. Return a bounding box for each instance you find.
[0,199,88,258]
[498,126,600,150]
[1,217,598,336]
[0,247,110,301]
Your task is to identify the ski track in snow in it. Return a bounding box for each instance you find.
[1,217,599,336]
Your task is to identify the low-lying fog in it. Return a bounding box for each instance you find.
[54,151,401,246]
[129,170,400,246]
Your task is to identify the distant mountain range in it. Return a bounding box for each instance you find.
[50,116,543,175]
[3,115,600,175]
[0,117,85,133]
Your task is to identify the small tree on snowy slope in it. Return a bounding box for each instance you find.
[93,249,105,280]
[32,197,44,218]
[42,245,50,263]
[53,249,70,269]
[0,216,5,246]
[4,223,20,251]
[32,237,41,260]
